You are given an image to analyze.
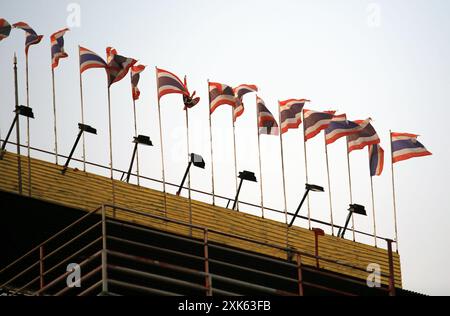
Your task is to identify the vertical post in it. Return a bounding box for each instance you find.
[156,67,167,216]
[204,229,212,296]
[390,131,399,252]
[13,53,22,195]
[101,205,108,294]
[185,108,193,236]
[131,72,140,186]
[302,111,311,229]
[369,174,378,247]
[106,86,116,207]
[277,102,289,247]
[345,136,356,241]
[296,253,304,296]
[39,246,44,292]
[231,110,239,211]
[324,133,335,235]
[386,239,396,296]
[25,54,32,196]
[255,96,264,218]
[51,68,59,165]
[207,80,215,205]
[78,46,87,172]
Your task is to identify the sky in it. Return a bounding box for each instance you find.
[1,0,449,295]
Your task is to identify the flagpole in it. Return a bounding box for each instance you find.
[302,110,311,229]
[232,109,239,211]
[51,67,59,165]
[185,107,193,235]
[207,80,215,205]
[78,46,87,172]
[390,130,399,252]
[277,102,288,225]
[255,96,264,218]
[369,172,378,247]
[324,133,335,235]
[25,54,32,196]
[106,85,116,206]
[131,72,140,186]
[345,136,356,241]
[155,67,167,215]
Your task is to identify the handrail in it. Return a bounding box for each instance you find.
[0,141,394,244]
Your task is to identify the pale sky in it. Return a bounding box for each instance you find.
[1,0,449,295]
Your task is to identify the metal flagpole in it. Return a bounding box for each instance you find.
[277,102,288,225]
[13,53,23,195]
[232,108,239,211]
[106,85,116,206]
[324,133,335,235]
[255,96,264,218]
[185,107,193,235]
[390,130,399,252]
[25,54,32,196]
[78,46,87,172]
[302,110,311,229]
[155,67,167,215]
[345,136,356,241]
[131,72,140,186]
[51,67,59,165]
[207,80,215,205]
[369,172,378,247]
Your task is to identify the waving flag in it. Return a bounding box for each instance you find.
[325,115,370,145]
[209,82,236,114]
[369,144,384,176]
[233,84,258,121]
[131,65,145,101]
[156,67,190,99]
[257,96,279,136]
[79,46,107,73]
[391,133,432,164]
[279,99,310,134]
[50,28,69,69]
[13,22,43,55]
[106,47,137,86]
[182,76,200,109]
[347,120,380,152]
[303,109,336,141]
[0,18,12,42]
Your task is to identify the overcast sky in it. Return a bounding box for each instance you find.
[1,0,449,295]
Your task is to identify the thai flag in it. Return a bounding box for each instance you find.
[279,99,310,134]
[13,22,43,55]
[391,132,432,164]
[79,46,107,74]
[257,96,279,136]
[325,115,370,145]
[106,47,137,87]
[51,28,69,69]
[209,82,236,114]
[303,109,336,141]
[156,67,190,99]
[347,121,380,153]
[369,144,384,176]
[0,18,12,42]
[233,84,258,121]
[131,65,146,101]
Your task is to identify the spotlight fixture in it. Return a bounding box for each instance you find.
[176,153,206,196]
[338,204,367,238]
[288,183,324,227]
[231,170,257,210]
[121,135,153,183]
[61,123,97,174]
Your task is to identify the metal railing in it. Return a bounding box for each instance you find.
[0,140,396,248]
[0,203,397,296]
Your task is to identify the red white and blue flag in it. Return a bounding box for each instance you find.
[391,132,432,164]
[156,67,190,99]
[325,114,370,145]
[233,84,258,121]
[131,65,145,101]
[50,28,69,69]
[106,47,137,87]
[79,46,107,74]
[209,82,236,114]
[369,144,384,176]
[0,18,12,42]
[257,96,279,136]
[303,109,336,141]
[279,99,310,134]
[347,120,380,152]
[13,22,43,55]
